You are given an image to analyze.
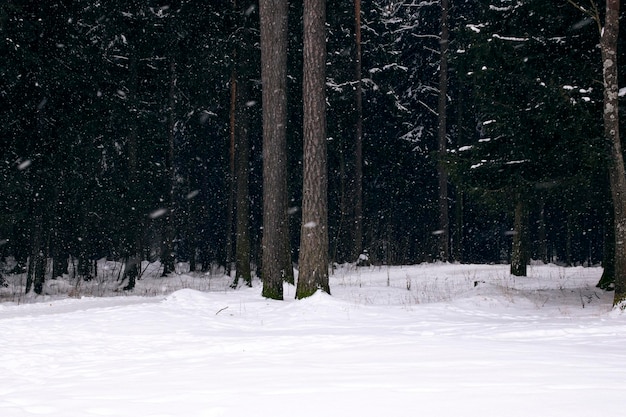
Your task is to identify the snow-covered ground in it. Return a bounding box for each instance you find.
[1,263,625,417]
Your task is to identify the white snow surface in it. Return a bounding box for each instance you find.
[1,263,625,416]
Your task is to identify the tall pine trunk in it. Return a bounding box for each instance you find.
[226,52,237,278]
[297,0,330,299]
[161,57,177,277]
[259,0,292,299]
[436,0,450,262]
[234,76,252,288]
[122,53,141,291]
[353,0,364,262]
[567,0,622,302]
[26,90,49,294]
[600,0,625,305]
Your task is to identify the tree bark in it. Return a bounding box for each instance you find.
[51,192,69,279]
[510,196,529,277]
[598,209,615,289]
[26,204,46,294]
[452,85,465,263]
[226,48,237,278]
[259,0,291,299]
[600,0,625,305]
[452,188,463,262]
[353,0,364,262]
[121,53,141,291]
[297,0,330,299]
[234,76,252,288]
[161,57,177,277]
[566,212,574,266]
[436,0,450,262]
[76,215,93,280]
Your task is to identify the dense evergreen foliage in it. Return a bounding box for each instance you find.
[0,0,623,294]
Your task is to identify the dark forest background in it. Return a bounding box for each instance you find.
[1,0,624,293]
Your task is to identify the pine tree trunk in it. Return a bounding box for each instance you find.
[353,0,364,262]
[436,0,450,262]
[566,213,574,266]
[226,62,237,278]
[510,196,529,277]
[452,85,465,263]
[161,57,177,277]
[297,0,330,299]
[234,76,251,287]
[77,256,92,280]
[452,187,463,262]
[335,146,349,263]
[601,0,626,306]
[34,253,46,294]
[26,213,46,294]
[225,0,239,277]
[122,53,141,291]
[189,249,197,272]
[50,188,69,280]
[27,202,48,295]
[598,210,615,289]
[26,95,49,294]
[259,0,291,299]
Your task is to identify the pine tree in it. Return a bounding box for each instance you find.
[450,0,605,273]
[259,0,292,299]
[297,0,330,298]
[437,0,450,262]
[597,0,624,305]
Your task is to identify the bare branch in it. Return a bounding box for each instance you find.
[566,0,602,34]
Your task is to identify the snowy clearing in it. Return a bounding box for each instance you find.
[1,263,625,417]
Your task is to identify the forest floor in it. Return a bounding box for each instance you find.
[1,262,625,416]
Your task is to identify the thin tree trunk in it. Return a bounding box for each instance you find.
[189,248,197,272]
[353,0,363,261]
[598,208,615,289]
[334,145,347,263]
[26,210,46,294]
[122,53,141,291]
[31,197,48,295]
[510,196,529,277]
[436,0,450,262]
[259,0,291,299]
[233,77,252,288]
[452,85,464,263]
[601,0,625,305]
[161,57,177,277]
[566,212,574,266]
[51,190,69,279]
[225,0,239,277]
[297,0,330,299]
[27,93,49,294]
[77,216,93,280]
[226,57,237,278]
[452,188,463,262]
